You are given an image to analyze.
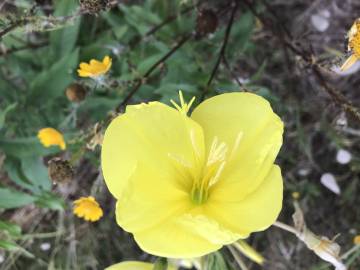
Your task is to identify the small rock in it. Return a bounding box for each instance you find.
[40,242,51,251]
[320,173,340,195]
[336,149,352,164]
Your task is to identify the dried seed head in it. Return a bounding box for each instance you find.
[79,0,109,14]
[196,9,218,37]
[65,83,87,103]
[48,158,74,184]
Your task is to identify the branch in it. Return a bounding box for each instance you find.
[241,0,360,123]
[129,2,200,49]
[200,1,238,101]
[116,34,192,112]
[0,19,27,39]
[145,3,199,37]
[0,42,48,57]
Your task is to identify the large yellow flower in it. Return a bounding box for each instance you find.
[106,261,153,270]
[101,92,284,258]
[77,56,112,78]
[341,18,360,71]
[106,261,176,270]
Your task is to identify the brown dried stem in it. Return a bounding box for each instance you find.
[240,0,360,123]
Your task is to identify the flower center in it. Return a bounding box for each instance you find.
[170,90,196,115]
[190,137,228,205]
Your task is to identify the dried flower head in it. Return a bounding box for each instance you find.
[77,56,112,78]
[73,196,103,222]
[79,0,109,14]
[292,202,346,270]
[102,92,284,258]
[48,158,74,184]
[38,128,66,150]
[65,83,87,103]
[196,9,218,37]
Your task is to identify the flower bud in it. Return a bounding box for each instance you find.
[79,0,109,14]
[65,83,87,103]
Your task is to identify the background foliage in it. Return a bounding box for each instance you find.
[1,0,360,269]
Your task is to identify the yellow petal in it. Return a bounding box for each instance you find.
[134,216,221,258]
[105,261,153,270]
[77,69,92,77]
[205,165,283,234]
[37,127,66,150]
[191,92,283,200]
[103,55,112,66]
[340,54,358,71]
[178,208,244,245]
[102,102,205,232]
[106,261,176,270]
[79,62,92,71]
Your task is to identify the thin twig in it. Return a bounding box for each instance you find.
[200,1,238,101]
[145,3,199,37]
[241,0,360,123]
[228,245,250,270]
[116,34,192,112]
[222,56,247,90]
[272,221,298,235]
[0,42,48,57]
[0,19,26,39]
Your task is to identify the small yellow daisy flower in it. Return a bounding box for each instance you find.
[353,235,360,245]
[77,56,112,78]
[341,18,360,71]
[73,196,103,222]
[38,128,66,150]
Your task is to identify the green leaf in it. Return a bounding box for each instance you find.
[0,103,17,130]
[206,252,229,270]
[0,188,35,209]
[222,12,254,56]
[3,158,35,192]
[21,156,51,191]
[0,220,22,237]
[50,0,80,57]
[0,240,20,251]
[35,192,65,211]
[153,258,168,270]
[0,137,59,159]
[137,53,163,75]
[28,48,79,104]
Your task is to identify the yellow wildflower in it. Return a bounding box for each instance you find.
[73,196,103,222]
[38,128,66,150]
[354,235,360,245]
[77,56,112,78]
[341,18,360,71]
[101,92,284,258]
